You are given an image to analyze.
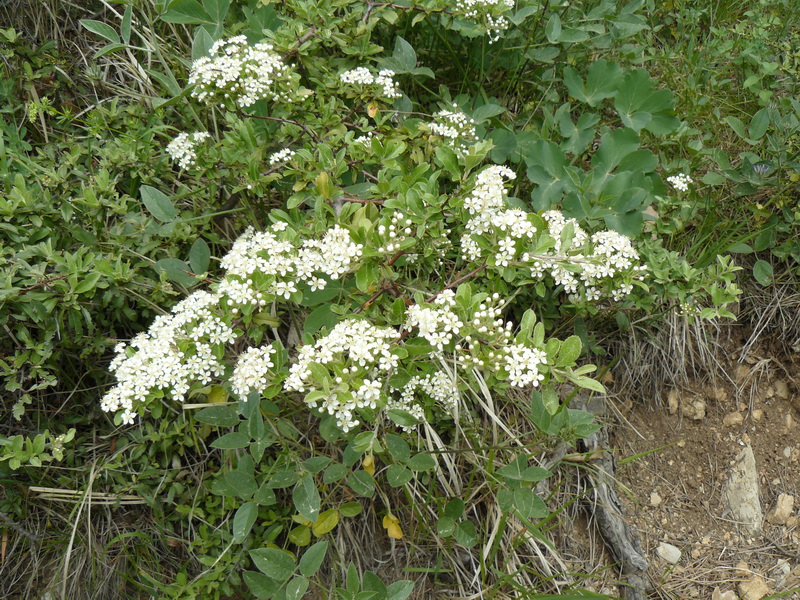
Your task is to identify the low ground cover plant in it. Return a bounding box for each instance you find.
[3,0,799,598]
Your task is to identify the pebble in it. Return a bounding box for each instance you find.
[723,411,743,427]
[656,542,681,564]
[650,491,663,507]
[766,493,795,525]
[738,575,771,600]
[711,588,737,600]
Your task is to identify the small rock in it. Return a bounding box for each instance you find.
[767,494,795,525]
[786,413,795,431]
[667,389,679,414]
[650,491,663,507]
[739,575,771,600]
[723,444,763,537]
[682,397,706,420]
[735,560,750,575]
[752,408,764,421]
[711,588,737,600]
[775,379,790,399]
[735,364,752,382]
[724,411,744,427]
[656,542,681,564]
[784,447,793,458]
[787,516,798,528]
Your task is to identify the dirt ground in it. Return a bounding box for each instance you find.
[598,332,800,599]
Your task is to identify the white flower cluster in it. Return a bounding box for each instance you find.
[387,371,459,431]
[429,107,478,151]
[269,148,296,165]
[377,212,414,254]
[454,0,514,42]
[285,320,400,432]
[667,173,693,192]
[459,166,538,263]
[230,345,276,399]
[524,211,644,302]
[504,344,547,387]
[188,36,296,108]
[166,131,211,170]
[405,290,464,351]
[218,223,363,309]
[100,290,231,424]
[339,67,401,99]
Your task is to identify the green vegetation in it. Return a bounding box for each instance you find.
[1,0,798,598]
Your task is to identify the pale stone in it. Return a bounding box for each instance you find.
[752,408,764,421]
[650,491,663,507]
[775,379,790,399]
[723,445,763,537]
[656,542,681,564]
[711,588,737,600]
[739,575,771,600]
[723,411,744,427]
[667,389,679,414]
[766,494,795,525]
[682,397,706,420]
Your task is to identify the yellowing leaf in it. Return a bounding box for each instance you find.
[383,513,403,539]
[362,454,375,476]
[312,509,339,537]
[367,102,379,118]
[208,386,228,403]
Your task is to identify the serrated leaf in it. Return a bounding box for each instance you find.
[233,502,258,543]
[563,60,623,107]
[140,185,178,222]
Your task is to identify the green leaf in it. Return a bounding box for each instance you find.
[160,0,214,24]
[80,20,120,44]
[243,571,280,598]
[188,237,210,274]
[233,502,258,543]
[393,36,417,71]
[725,116,747,140]
[563,60,623,107]
[557,335,582,367]
[435,145,460,179]
[323,463,348,484]
[346,471,375,497]
[286,576,309,600]
[195,405,239,427]
[406,453,436,471]
[140,185,178,222]
[253,484,277,506]
[225,471,258,499]
[513,488,549,519]
[753,260,773,286]
[203,0,231,24]
[384,434,410,463]
[250,548,296,581]
[386,409,421,428]
[591,128,640,176]
[153,258,197,288]
[454,520,478,547]
[386,464,413,487]
[437,516,456,536]
[211,432,251,449]
[386,580,415,600]
[471,103,506,123]
[541,386,560,416]
[445,498,465,519]
[299,540,328,576]
[749,108,770,140]
[545,13,561,43]
[339,502,363,517]
[121,5,132,44]
[614,69,678,134]
[304,303,339,335]
[293,475,320,522]
[352,431,375,453]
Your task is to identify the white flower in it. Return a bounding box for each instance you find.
[189,36,296,108]
[667,173,693,192]
[166,131,211,170]
[340,67,401,99]
[429,106,478,151]
[231,345,276,399]
[269,148,296,165]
